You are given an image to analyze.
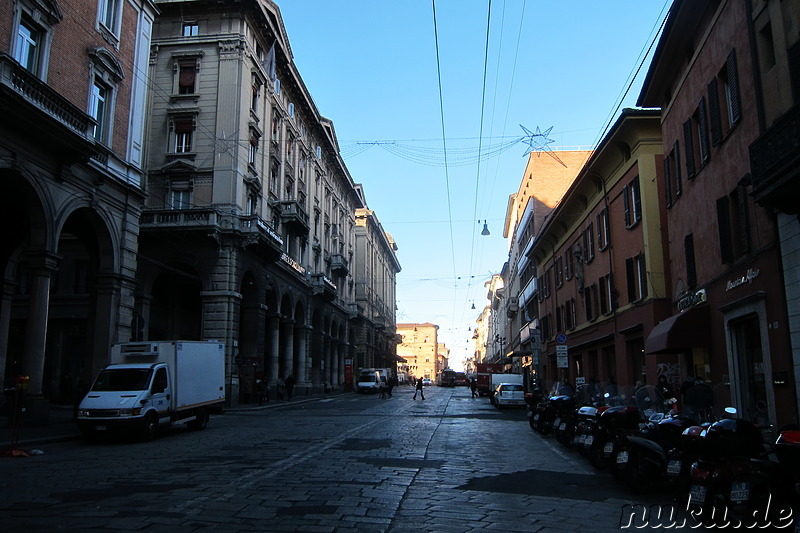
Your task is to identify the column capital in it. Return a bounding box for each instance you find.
[24,250,61,272]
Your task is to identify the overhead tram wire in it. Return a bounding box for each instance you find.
[431,0,459,293]
[461,0,493,332]
[591,0,671,150]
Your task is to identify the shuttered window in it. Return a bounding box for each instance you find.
[684,234,697,289]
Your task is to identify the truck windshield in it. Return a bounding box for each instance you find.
[92,368,152,391]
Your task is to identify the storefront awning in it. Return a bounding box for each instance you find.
[645,304,710,354]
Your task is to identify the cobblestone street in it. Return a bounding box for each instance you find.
[2,386,703,532]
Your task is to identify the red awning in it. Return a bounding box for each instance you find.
[645,304,711,354]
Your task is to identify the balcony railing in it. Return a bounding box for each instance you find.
[329,253,348,276]
[0,54,94,139]
[311,273,336,300]
[140,208,284,250]
[278,200,310,232]
[749,102,800,212]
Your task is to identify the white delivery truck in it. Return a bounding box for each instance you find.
[356,368,381,393]
[76,341,225,441]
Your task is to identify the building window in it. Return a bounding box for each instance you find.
[171,116,194,153]
[247,194,257,216]
[583,224,595,263]
[89,79,109,142]
[182,23,198,37]
[708,49,742,146]
[98,0,121,37]
[178,63,197,95]
[716,185,750,264]
[664,141,681,208]
[684,98,710,179]
[15,16,42,73]
[564,247,574,281]
[251,77,261,114]
[87,48,123,146]
[623,176,642,228]
[168,181,191,209]
[626,254,648,303]
[249,133,259,167]
[597,207,610,250]
[272,111,281,143]
[554,256,563,288]
[599,274,613,315]
[585,283,598,321]
[565,298,576,330]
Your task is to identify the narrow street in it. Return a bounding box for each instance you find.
[3,386,693,532]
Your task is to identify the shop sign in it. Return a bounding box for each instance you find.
[678,289,706,311]
[726,268,760,291]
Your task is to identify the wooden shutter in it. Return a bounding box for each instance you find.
[663,155,672,208]
[672,141,682,196]
[623,185,631,226]
[626,257,636,302]
[707,78,722,146]
[697,97,709,163]
[736,185,750,254]
[727,49,741,125]
[632,177,641,223]
[683,120,696,179]
[716,197,733,264]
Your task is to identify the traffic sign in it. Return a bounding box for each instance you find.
[555,333,567,345]
[556,344,568,368]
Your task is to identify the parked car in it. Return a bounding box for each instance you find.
[422,378,432,386]
[493,383,526,408]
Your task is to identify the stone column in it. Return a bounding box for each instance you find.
[23,251,59,398]
[0,279,16,387]
[323,333,331,387]
[281,319,295,380]
[267,314,280,385]
[295,324,311,392]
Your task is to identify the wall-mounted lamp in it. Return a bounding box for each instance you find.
[481,220,490,236]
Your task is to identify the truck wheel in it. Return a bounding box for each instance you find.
[188,408,209,431]
[141,413,158,442]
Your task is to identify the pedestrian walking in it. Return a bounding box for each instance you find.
[412,377,425,400]
[257,379,269,405]
[284,374,295,401]
[470,378,478,398]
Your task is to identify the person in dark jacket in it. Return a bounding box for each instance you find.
[284,374,295,401]
[413,377,425,400]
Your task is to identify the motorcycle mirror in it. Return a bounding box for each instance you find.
[724,407,737,418]
[604,392,610,398]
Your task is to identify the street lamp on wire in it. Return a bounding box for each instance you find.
[494,334,506,364]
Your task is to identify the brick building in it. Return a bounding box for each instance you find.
[639,0,798,428]
[0,0,156,417]
[397,323,439,383]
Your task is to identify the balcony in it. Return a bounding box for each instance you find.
[311,273,337,300]
[749,102,800,214]
[329,254,349,277]
[140,209,283,257]
[0,53,96,159]
[277,200,310,233]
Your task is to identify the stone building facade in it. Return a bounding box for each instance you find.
[0,0,156,418]
[137,0,397,403]
[396,323,439,383]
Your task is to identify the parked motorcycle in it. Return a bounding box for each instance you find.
[686,412,794,527]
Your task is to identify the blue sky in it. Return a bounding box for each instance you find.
[277,1,671,369]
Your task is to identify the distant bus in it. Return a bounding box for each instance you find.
[439,370,468,387]
[439,369,457,387]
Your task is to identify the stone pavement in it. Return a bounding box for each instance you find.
[0,393,343,453]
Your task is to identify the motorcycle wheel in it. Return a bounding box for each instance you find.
[624,448,653,495]
[555,426,573,447]
[589,444,610,470]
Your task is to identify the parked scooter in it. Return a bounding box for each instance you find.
[686,408,794,527]
[527,382,574,436]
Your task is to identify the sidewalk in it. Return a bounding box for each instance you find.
[1,392,349,453]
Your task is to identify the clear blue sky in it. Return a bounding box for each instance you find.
[277,1,671,369]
